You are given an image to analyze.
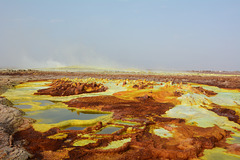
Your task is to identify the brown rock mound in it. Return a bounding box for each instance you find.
[34,79,108,96]
[0,97,32,160]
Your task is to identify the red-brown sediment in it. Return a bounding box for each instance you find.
[193,86,218,97]
[13,93,235,159]
[14,118,232,160]
[66,95,174,120]
[210,108,239,123]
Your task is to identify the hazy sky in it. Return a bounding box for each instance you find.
[0,0,240,71]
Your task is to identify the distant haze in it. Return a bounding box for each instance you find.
[0,0,240,71]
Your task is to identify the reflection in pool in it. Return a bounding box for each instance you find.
[97,126,122,134]
[227,135,240,144]
[33,100,55,106]
[14,104,32,109]
[25,108,108,124]
[63,126,86,130]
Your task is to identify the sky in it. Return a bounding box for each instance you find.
[0,0,240,71]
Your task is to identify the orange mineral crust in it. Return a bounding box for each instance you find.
[6,77,240,159]
[14,119,231,160]
[34,78,108,96]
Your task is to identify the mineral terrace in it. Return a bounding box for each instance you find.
[0,70,240,160]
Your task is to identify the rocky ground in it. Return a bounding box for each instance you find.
[0,69,240,159]
[0,97,32,160]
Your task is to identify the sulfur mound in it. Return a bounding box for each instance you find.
[34,78,108,96]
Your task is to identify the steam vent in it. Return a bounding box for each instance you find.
[1,75,240,160]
